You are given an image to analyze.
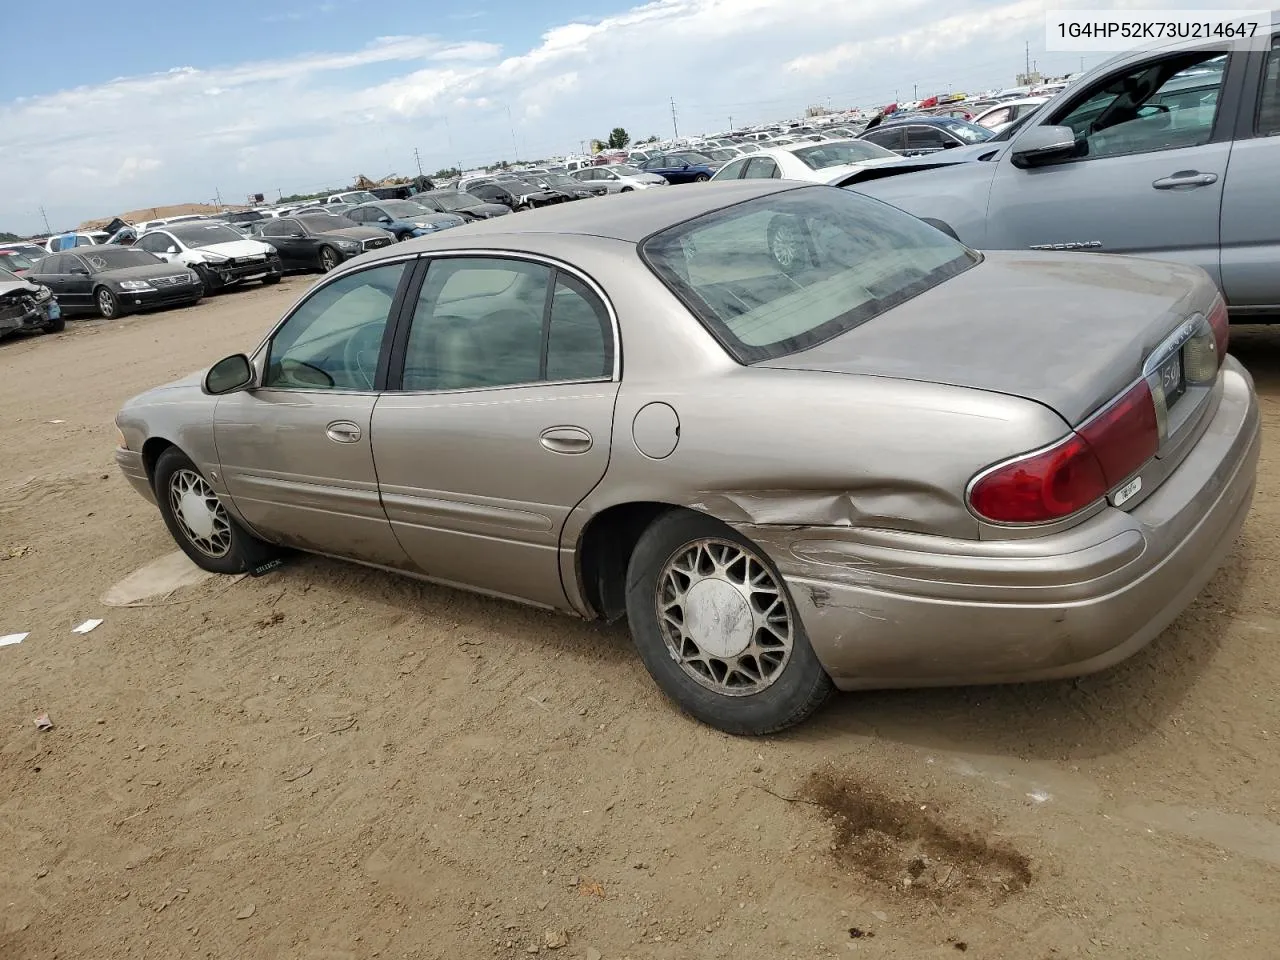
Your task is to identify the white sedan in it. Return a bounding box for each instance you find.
[134,221,284,293]
[709,139,903,184]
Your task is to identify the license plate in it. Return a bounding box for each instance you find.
[1158,352,1185,407]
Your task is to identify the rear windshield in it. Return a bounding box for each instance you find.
[640,186,976,363]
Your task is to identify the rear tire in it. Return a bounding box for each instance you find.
[624,509,833,735]
[153,447,277,575]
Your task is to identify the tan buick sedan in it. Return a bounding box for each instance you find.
[115,181,1260,735]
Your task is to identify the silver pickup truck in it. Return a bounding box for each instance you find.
[844,22,1280,323]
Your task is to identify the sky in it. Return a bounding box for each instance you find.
[0,0,1208,234]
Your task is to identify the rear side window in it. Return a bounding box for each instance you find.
[1258,33,1280,136]
[640,186,976,363]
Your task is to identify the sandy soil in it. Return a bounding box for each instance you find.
[2,279,1279,960]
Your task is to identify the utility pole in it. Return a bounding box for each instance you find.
[38,206,51,234]
[413,147,424,177]
[504,104,519,162]
[913,82,918,100]
[1025,40,1031,79]
[728,115,734,130]
[1079,56,1085,72]
[670,97,679,139]
[215,188,223,211]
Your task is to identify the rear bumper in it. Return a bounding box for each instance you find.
[115,448,156,505]
[745,357,1260,690]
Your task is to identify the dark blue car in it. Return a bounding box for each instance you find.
[857,116,993,158]
[344,200,466,240]
[637,151,724,183]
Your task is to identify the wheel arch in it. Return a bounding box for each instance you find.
[141,437,177,490]
[574,500,703,621]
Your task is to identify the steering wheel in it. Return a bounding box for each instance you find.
[342,322,384,390]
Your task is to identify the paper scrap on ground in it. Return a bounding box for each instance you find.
[0,633,29,647]
[33,713,53,731]
[72,619,104,634]
[47,420,66,424]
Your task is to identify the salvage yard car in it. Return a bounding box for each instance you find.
[252,212,394,272]
[135,222,283,293]
[845,27,1280,322]
[29,247,201,319]
[114,182,1259,736]
[0,266,62,338]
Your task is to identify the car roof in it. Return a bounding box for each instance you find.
[364,180,803,251]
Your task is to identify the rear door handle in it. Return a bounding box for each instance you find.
[325,420,362,443]
[539,426,592,455]
[1152,171,1218,189]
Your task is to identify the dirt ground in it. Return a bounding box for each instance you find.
[2,278,1279,960]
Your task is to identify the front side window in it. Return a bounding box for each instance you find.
[400,257,612,391]
[264,263,407,391]
[861,128,904,150]
[135,233,169,254]
[716,158,750,180]
[641,186,976,364]
[905,126,948,151]
[1054,51,1227,160]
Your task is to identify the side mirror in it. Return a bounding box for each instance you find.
[204,354,254,395]
[70,265,89,275]
[1011,124,1078,168]
[942,139,959,149]
[378,215,392,223]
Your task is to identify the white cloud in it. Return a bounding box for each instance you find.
[0,0,1217,232]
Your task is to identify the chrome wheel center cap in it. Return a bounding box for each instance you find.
[179,492,216,539]
[683,579,753,658]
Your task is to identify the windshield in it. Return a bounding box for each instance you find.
[676,152,714,164]
[640,186,976,364]
[170,223,245,246]
[380,200,430,217]
[431,192,482,211]
[81,249,163,270]
[540,174,576,187]
[936,119,995,143]
[706,148,739,161]
[792,140,898,169]
[611,164,645,176]
[0,266,21,283]
[341,191,380,204]
[299,213,355,232]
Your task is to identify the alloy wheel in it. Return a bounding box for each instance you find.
[320,248,338,271]
[97,289,117,318]
[656,538,794,697]
[168,468,232,558]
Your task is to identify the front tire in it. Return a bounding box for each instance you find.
[318,246,340,272]
[624,510,833,735]
[43,314,65,333]
[194,264,223,295]
[262,273,282,286]
[694,173,710,182]
[95,286,120,319]
[153,448,277,575]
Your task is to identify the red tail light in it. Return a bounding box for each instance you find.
[1207,296,1229,367]
[969,379,1159,525]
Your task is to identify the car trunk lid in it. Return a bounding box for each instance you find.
[758,251,1217,426]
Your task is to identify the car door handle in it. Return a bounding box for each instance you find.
[539,426,592,455]
[325,420,362,443]
[1152,171,1218,189]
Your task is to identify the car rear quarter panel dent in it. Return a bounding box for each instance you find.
[571,367,1070,543]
